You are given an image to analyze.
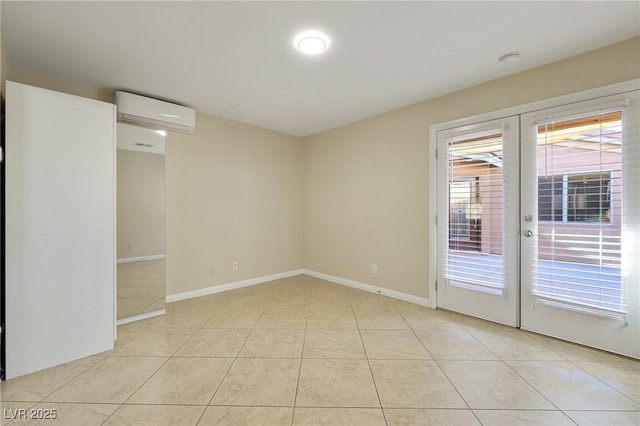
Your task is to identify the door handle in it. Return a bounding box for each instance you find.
[523,230,534,238]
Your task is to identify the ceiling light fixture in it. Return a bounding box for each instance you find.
[294,30,330,56]
[499,51,520,64]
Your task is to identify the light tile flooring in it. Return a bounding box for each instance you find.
[117,259,166,319]
[1,275,638,425]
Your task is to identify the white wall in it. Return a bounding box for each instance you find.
[5,82,115,378]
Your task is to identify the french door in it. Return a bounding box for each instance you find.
[436,116,520,327]
[520,92,639,358]
[437,91,640,358]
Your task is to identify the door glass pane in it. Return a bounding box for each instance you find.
[450,181,471,239]
[534,111,624,313]
[538,175,564,222]
[445,129,504,293]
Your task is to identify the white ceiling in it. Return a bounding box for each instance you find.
[2,1,639,137]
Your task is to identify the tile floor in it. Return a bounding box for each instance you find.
[117,259,166,319]
[1,275,638,425]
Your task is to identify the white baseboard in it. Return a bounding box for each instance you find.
[117,254,166,264]
[164,267,433,309]
[117,308,165,326]
[166,269,306,303]
[303,269,434,308]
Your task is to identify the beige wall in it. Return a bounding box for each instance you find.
[2,55,113,103]
[117,149,166,259]
[1,9,7,97]
[3,65,113,102]
[1,30,112,102]
[165,114,304,296]
[3,62,304,298]
[1,20,6,97]
[3,34,638,301]
[304,37,640,299]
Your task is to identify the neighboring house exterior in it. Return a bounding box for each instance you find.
[449,111,621,266]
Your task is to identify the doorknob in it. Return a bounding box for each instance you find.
[523,230,534,238]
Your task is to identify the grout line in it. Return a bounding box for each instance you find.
[292,281,313,418]
[98,355,171,424]
[98,404,123,426]
[349,288,388,426]
[392,303,486,425]
[202,309,265,408]
[499,360,563,412]
[29,355,111,405]
[570,361,640,403]
[17,276,639,425]
[391,301,438,361]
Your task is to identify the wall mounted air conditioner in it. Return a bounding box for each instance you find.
[115,91,196,134]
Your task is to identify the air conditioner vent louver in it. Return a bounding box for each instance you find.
[115,91,196,134]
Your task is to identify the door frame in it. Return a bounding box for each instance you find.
[429,79,640,312]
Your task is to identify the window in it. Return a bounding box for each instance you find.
[449,178,480,240]
[449,181,471,239]
[538,172,611,223]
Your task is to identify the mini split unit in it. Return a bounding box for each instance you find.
[115,91,196,134]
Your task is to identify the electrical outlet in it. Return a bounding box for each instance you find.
[371,263,377,274]
[232,261,239,271]
[210,266,216,275]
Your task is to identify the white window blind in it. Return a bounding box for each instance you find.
[532,108,628,315]
[442,127,513,294]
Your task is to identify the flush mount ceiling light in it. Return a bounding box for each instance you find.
[294,30,330,56]
[499,51,520,64]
